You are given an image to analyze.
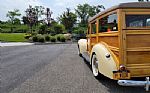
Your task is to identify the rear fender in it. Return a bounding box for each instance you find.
[90,43,118,79]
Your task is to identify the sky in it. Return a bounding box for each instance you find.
[0,0,138,21]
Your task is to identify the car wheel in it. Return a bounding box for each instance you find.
[78,44,82,57]
[92,54,99,77]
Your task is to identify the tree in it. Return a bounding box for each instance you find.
[75,4,90,26]
[39,24,47,34]
[139,0,144,1]
[6,9,21,24]
[75,4,105,27]
[45,8,53,26]
[138,0,149,1]
[25,5,45,33]
[6,9,21,32]
[22,16,29,25]
[14,18,21,25]
[53,24,65,34]
[58,8,77,33]
[88,5,105,17]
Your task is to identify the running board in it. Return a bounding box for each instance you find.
[82,52,90,63]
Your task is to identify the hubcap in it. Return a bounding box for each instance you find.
[92,55,99,76]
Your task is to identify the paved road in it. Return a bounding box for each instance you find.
[0,44,147,93]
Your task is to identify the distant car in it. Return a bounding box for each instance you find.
[72,33,86,41]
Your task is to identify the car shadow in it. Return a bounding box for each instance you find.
[83,59,148,93]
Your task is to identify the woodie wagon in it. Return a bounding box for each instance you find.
[78,2,150,91]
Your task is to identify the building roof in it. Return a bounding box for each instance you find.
[88,2,150,22]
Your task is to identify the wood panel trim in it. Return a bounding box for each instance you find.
[125,12,150,15]
[90,34,97,37]
[108,46,119,52]
[89,24,92,52]
[98,32,118,37]
[126,30,150,35]
[127,63,150,67]
[127,64,150,69]
[123,9,150,12]
[127,47,150,51]
[90,33,119,37]
[91,43,95,46]
[97,10,118,21]
[118,9,126,65]
[96,19,99,43]
[101,42,119,69]
[124,28,150,30]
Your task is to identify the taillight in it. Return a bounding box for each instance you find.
[119,64,126,71]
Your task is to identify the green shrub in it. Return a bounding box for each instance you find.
[39,25,47,34]
[50,36,56,42]
[60,35,66,42]
[57,35,61,41]
[45,35,50,41]
[32,36,38,42]
[28,37,33,42]
[0,28,2,32]
[38,36,45,42]
[53,24,65,34]
[56,34,63,41]
[35,34,45,43]
[24,34,32,39]
[32,32,38,36]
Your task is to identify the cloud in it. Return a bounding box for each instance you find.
[48,0,137,19]
[0,0,45,21]
[0,0,138,21]
[48,0,100,19]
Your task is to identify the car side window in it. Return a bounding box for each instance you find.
[99,13,118,33]
[91,21,96,34]
[126,15,150,28]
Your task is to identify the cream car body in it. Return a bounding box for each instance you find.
[78,39,118,79]
[78,39,87,54]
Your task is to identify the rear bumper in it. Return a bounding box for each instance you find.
[118,77,150,91]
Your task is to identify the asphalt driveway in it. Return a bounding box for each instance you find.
[0,44,147,93]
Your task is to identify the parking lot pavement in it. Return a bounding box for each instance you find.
[1,44,147,93]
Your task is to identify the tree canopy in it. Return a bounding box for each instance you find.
[58,8,77,33]
[75,4,105,27]
[6,9,21,24]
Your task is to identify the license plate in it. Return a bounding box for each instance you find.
[121,72,128,78]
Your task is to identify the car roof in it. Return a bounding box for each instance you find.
[88,2,150,22]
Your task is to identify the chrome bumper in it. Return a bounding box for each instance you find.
[118,77,150,91]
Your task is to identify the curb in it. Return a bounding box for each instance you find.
[34,42,77,45]
[0,42,34,47]
[0,42,77,47]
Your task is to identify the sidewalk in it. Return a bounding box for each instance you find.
[0,42,34,47]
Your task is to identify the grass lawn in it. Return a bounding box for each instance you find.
[0,33,27,42]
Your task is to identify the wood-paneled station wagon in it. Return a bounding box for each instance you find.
[78,2,150,91]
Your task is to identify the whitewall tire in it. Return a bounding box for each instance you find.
[78,44,82,57]
[92,54,99,77]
